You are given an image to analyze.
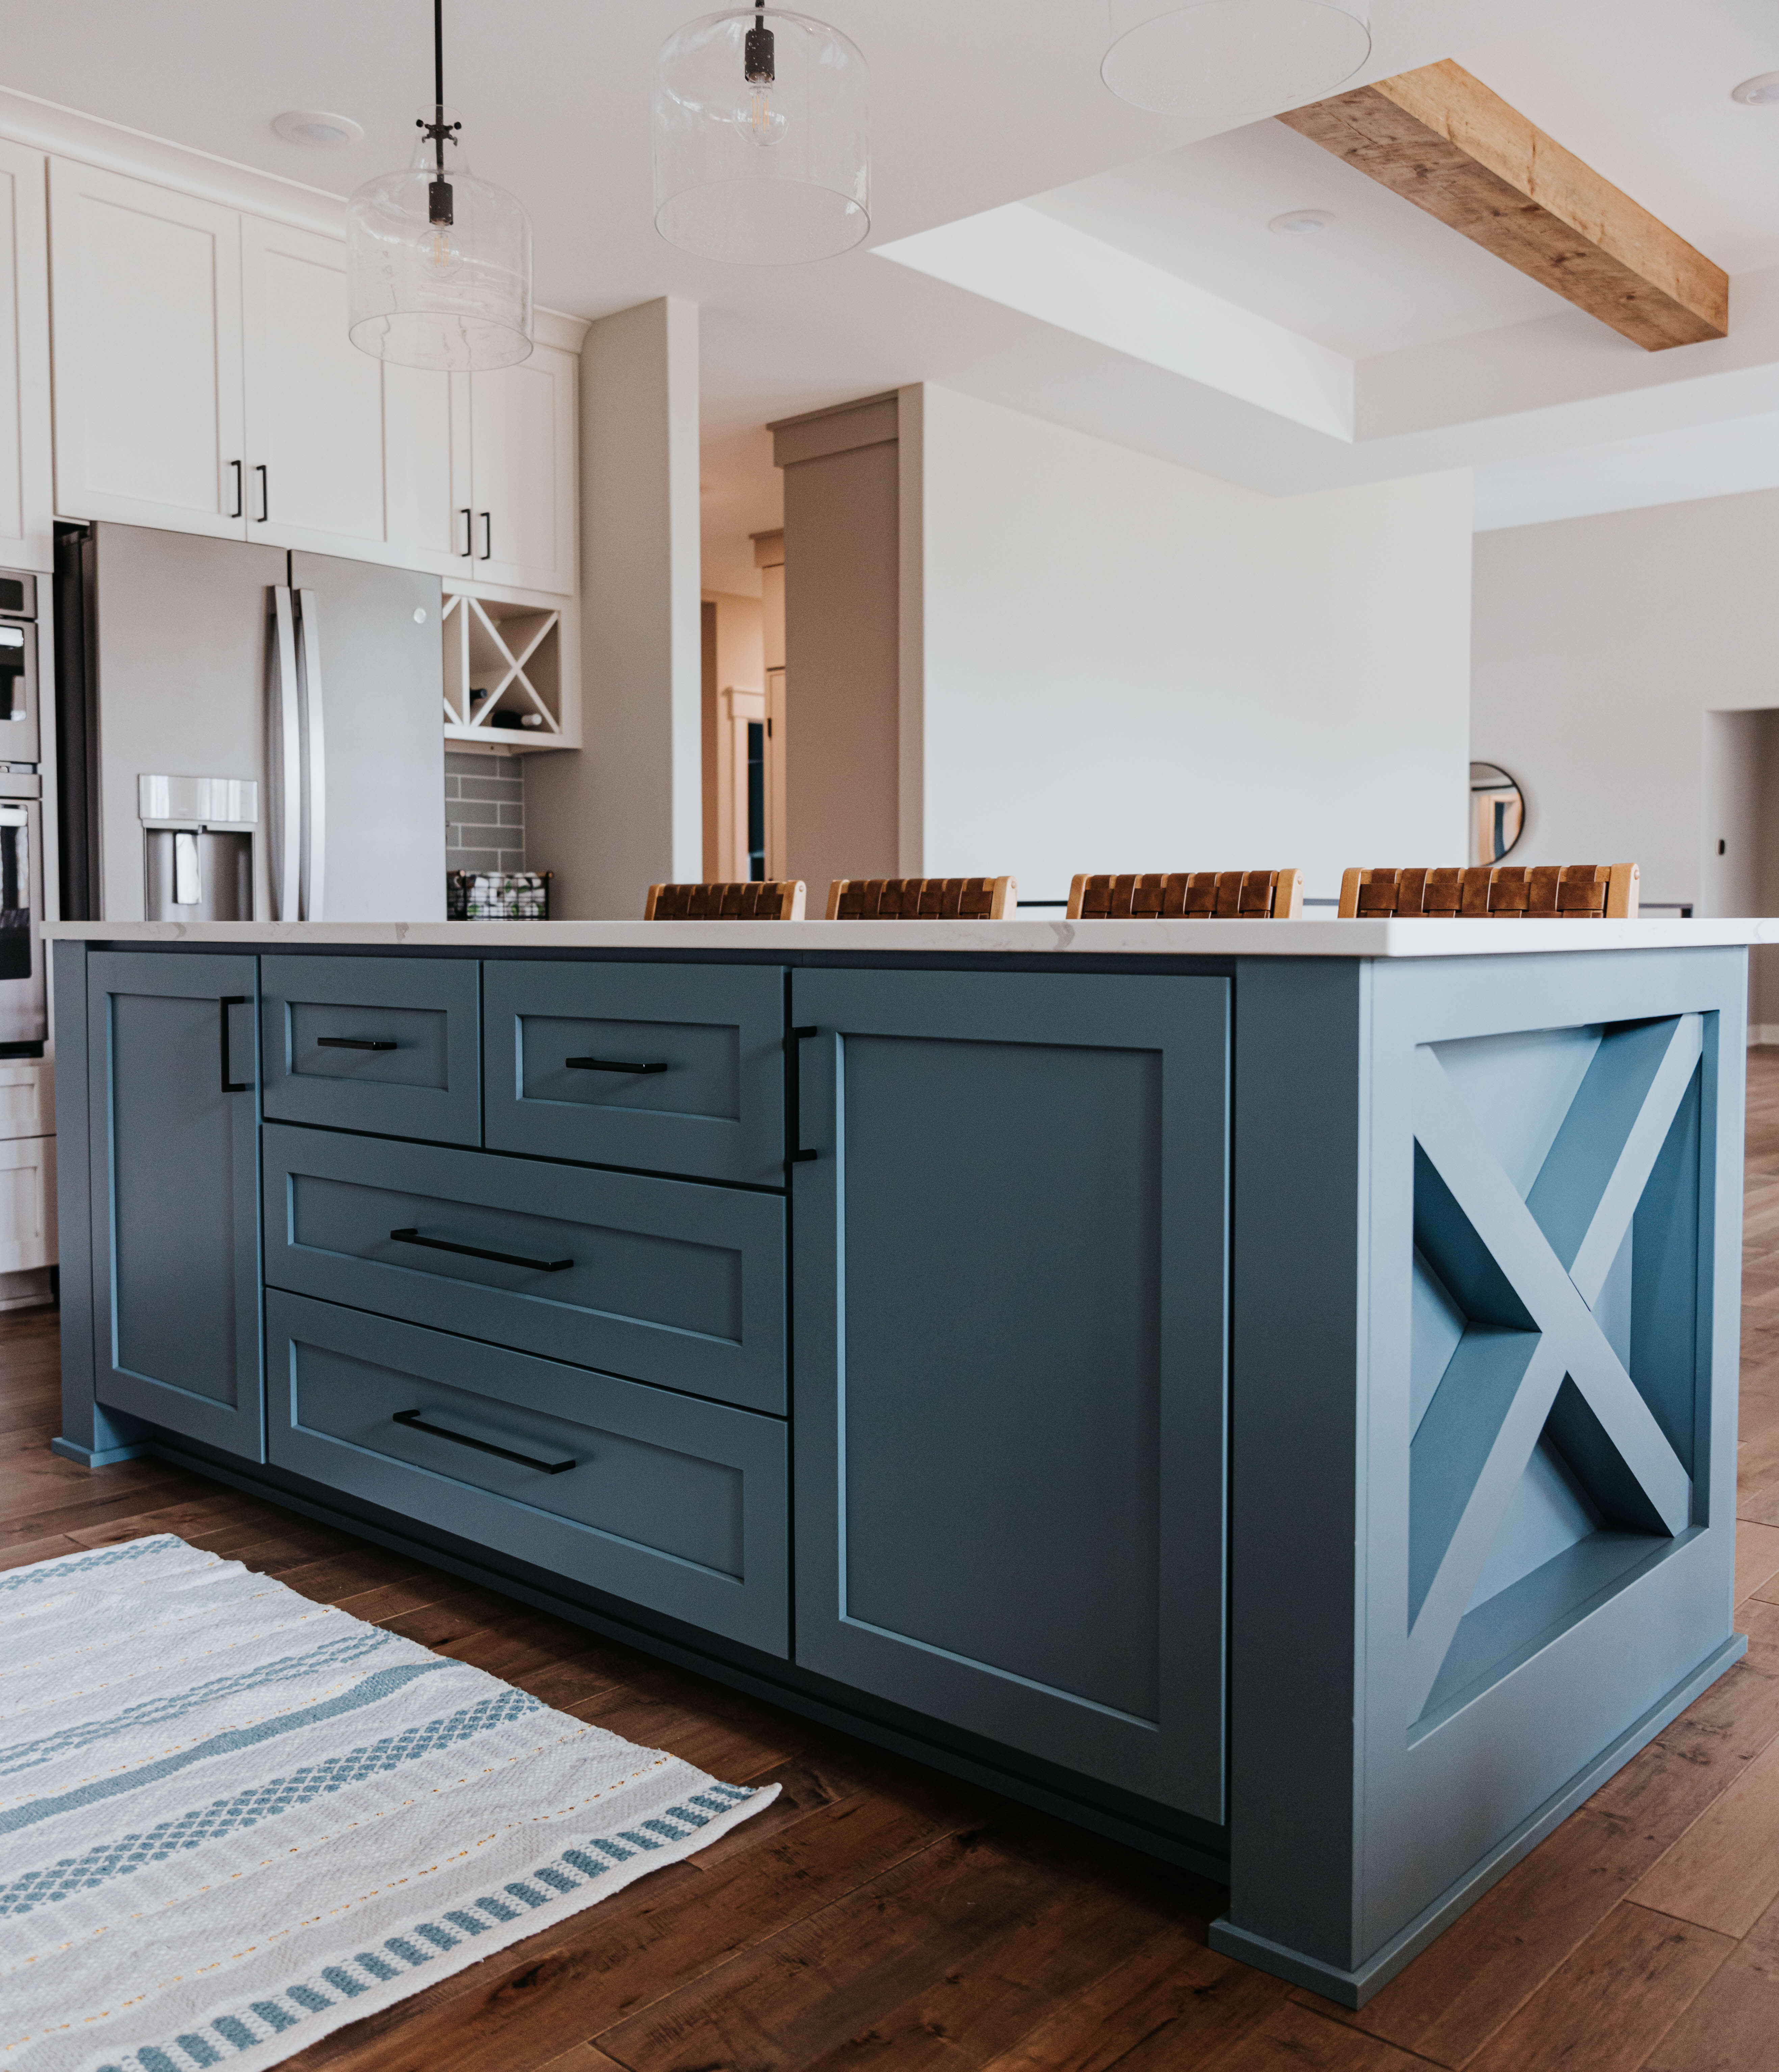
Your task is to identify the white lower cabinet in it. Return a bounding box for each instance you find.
[0,1133,54,1274]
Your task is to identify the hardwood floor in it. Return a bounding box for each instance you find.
[15,1052,1779,2068]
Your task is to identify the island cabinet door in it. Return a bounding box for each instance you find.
[791,968,1231,1822]
[87,951,263,1461]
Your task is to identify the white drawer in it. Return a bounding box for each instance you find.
[0,1059,49,1142]
[0,1133,54,1271]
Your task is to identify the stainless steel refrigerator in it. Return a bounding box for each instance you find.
[56,523,444,924]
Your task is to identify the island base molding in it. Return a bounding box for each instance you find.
[1211,1631,1745,2006]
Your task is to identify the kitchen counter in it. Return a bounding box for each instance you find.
[46,915,1779,954]
[50,926,1750,2006]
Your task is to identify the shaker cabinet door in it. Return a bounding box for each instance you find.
[49,159,247,539]
[791,968,1231,1821]
[467,347,576,595]
[0,141,52,571]
[88,952,263,1460]
[240,214,390,559]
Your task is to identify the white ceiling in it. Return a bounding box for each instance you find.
[2,0,1777,533]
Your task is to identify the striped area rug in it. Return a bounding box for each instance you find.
[2,1534,778,2072]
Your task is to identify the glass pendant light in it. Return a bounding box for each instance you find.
[1102,0,1371,119]
[347,0,532,370]
[654,4,869,265]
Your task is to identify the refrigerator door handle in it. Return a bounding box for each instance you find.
[272,586,301,923]
[295,587,327,924]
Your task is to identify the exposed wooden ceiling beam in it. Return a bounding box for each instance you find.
[1278,60,1728,353]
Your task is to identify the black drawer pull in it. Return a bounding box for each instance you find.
[565,1055,670,1075]
[389,1227,573,1273]
[317,1035,397,1052]
[393,1408,575,1475]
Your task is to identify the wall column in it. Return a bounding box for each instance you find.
[528,296,702,917]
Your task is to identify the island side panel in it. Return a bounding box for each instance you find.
[1220,954,1371,1972]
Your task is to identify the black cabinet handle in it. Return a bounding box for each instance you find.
[219,996,251,1094]
[389,1227,572,1273]
[480,510,492,560]
[255,463,269,522]
[317,1036,397,1052]
[460,507,473,557]
[229,459,243,519]
[565,1056,669,1075]
[790,1025,818,1162]
[393,1408,575,1475]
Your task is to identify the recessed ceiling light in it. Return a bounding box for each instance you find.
[272,109,364,147]
[1731,72,1779,105]
[1269,209,1337,235]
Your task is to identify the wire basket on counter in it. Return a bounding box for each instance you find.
[447,870,552,921]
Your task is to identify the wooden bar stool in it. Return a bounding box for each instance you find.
[1067,870,1304,920]
[1338,863,1639,919]
[826,876,1016,919]
[645,880,807,920]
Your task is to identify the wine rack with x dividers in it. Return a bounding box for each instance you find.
[441,588,579,752]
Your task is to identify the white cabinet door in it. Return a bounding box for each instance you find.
[49,158,246,538]
[386,366,475,574]
[0,1134,53,1272]
[468,344,575,595]
[241,215,389,557]
[0,145,52,571]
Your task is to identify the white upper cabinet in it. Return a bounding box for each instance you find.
[467,346,577,595]
[0,144,53,571]
[48,156,577,594]
[240,215,389,557]
[49,158,246,539]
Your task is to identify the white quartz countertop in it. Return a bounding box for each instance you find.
[44,917,1779,957]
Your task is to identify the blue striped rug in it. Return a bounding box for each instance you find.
[2,1534,778,2072]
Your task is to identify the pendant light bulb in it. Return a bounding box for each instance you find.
[655,6,869,263]
[346,1,533,370]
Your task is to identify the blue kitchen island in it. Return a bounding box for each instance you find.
[47,915,1761,2003]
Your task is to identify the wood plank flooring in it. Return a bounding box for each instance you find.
[14,1050,1779,2068]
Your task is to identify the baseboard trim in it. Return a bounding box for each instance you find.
[1209,1632,1746,2006]
[50,1434,151,1467]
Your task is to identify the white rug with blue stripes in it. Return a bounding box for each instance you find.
[2,1533,779,2072]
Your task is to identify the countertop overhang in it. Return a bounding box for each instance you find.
[44,917,1779,957]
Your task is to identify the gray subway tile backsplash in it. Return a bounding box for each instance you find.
[445,751,525,877]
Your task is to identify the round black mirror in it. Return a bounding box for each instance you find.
[1470,762,1525,865]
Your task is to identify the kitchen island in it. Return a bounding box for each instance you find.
[47,915,1764,2003]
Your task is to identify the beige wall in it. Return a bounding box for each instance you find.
[700,589,766,879]
[773,396,901,896]
[527,296,702,918]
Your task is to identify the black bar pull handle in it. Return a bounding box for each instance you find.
[790,1025,819,1162]
[389,1227,573,1273]
[317,1035,398,1052]
[220,996,251,1094]
[393,1408,575,1475]
[229,459,243,520]
[460,507,473,557]
[480,510,492,560]
[255,463,269,522]
[565,1055,669,1075]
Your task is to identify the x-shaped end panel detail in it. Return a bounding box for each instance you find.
[1404,1016,1702,1719]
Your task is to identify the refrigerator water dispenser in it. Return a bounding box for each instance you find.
[139,775,258,922]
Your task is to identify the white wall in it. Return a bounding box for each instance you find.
[1473,490,1779,915]
[905,386,1473,903]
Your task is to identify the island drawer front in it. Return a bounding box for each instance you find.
[262,1124,787,1414]
[261,956,481,1146]
[483,962,786,1185]
[266,1290,789,1656]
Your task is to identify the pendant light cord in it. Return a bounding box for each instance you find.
[433,0,446,172]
